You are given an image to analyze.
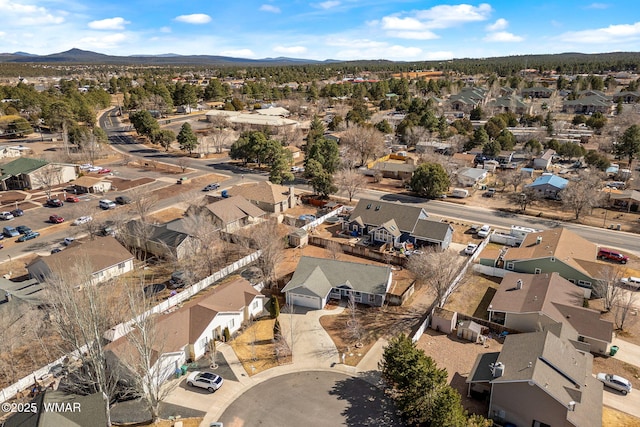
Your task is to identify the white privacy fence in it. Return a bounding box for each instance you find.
[1,250,263,404]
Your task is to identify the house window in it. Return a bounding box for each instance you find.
[118,262,126,269]
[534,268,541,274]
[568,279,576,284]
[368,294,375,303]
[229,319,235,329]
[253,300,259,309]
[578,336,585,342]
[506,262,514,270]
[578,280,591,287]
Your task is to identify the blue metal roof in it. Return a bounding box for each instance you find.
[528,174,568,189]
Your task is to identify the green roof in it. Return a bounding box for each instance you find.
[0,157,48,181]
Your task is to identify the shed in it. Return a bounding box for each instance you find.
[288,228,308,248]
[457,320,484,343]
[431,307,457,333]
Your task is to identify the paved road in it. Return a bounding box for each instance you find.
[99,108,640,255]
[218,371,401,427]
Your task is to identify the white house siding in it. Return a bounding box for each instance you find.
[90,259,134,286]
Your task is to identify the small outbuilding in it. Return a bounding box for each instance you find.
[430,307,458,334]
[457,320,484,343]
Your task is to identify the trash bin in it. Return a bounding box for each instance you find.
[181,364,188,375]
[175,368,182,379]
[610,345,619,356]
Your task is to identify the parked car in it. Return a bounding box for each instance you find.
[597,248,628,264]
[98,168,112,174]
[0,212,14,220]
[3,226,19,237]
[464,243,478,255]
[79,163,93,170]
[49,215,65,224]
[88,166,102,172]
[99,199,116,210]
[186,371,224,392]
[17,231,40,242]
[16,225,32,235]
[621,276,640,290]
[63,237,75,246]
[483,188,496,198]
[66,196,80,203]
[597,373,632,395]
[115,195,132,205]
[51,248,63,254]
[477,225,491,238]
[11,208,24,217]
[46,198,64,207]
[202,183,220,191]
[73,216,92,226]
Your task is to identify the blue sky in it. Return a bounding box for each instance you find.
[1,1,639,61]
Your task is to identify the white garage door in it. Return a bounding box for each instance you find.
[290,293,321,309]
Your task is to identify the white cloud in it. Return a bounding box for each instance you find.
[160,26,171,33]
[586,3,609,9]
[381,16,425,31]
[415,3,492,29]
[260,5,281,13]
[315,1,340,9]
[273,45,307,54]
[0,0,65,26]
[486,18,508,31]
[386,31,439,40]
[0,31,5,37]
[78,33,128,49]
[174,14,211,24]
[220,49,256,58]
[558,22,640,43]
[484,31,523,42]
[88,17,130,30]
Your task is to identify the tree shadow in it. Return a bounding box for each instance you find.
[473,287,497,319]
[329,375,404,427]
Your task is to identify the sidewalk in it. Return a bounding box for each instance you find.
[198,303,390,426]
[611,334,640,367]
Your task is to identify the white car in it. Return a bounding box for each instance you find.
[597,373,632,395]
[79,163,93,170]
[0,212,14,220]
[464,243,478,255]
[88,166,103,173]
[73,216,93,226]
[63,237,75,246]
[477,225,491,238]
[186,371,224,392]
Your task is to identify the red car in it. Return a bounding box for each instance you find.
[66,196,80,203]
[98,168,112,174]
[49,215,65,224]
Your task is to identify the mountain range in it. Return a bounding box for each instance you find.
[0,48,334,66]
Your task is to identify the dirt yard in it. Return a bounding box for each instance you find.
[444,273,501,319]
[416,329,502,417]
[603,406,640,427]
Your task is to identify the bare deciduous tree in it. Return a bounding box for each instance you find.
[593,265,625,312]
[340,124,386,166]
[501,169,526,192]
[613,289,638,331]
[176,156,191,173]
[32,163,63,198]
[251,219,285,288]
[346,293,363,347]
[334,168,367,202]
[182,210,224,276]
[406,249,463,307]
[45,257,127,425]
[129,187,158,224]
[561,169,603,220]
[324,239,343,260]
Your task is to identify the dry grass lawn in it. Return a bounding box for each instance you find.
[230,318,290,376]
[153,417,202,426]
[603,406,640,427]
[444,273,501,318]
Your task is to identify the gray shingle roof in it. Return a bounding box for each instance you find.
[349,198,427,233]
[282,256,391,298]
[411,219,452,241]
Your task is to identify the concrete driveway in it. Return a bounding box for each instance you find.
[600,379,640,418]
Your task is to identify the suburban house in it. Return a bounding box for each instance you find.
[187,195,266,232]
[562,92,613,115]
[371,161,416,180]
[343,198,432,248]
[0,145,30,159]
[226,181,297,213]
[121,218,196,260]
[70,175,111,193]
[521,86,555,99]
[451,153,477,167]
[608,189,640,212]
[457,167,488,187]
[449,87,489,112]
[488,272,613,354]
[533,149,556,170]
[4,390,107,427]
[0,157,76,191]
[282,256,392,309]
[525,173,568,199]
[27,237,134,286]
[106,277,265,387]
[488,95,530,115]
[410,219,454,250]
[466,325,602,427]
[612,90,640,103]
[478,228,602,293]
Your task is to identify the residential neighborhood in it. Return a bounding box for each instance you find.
[2,47,640,427]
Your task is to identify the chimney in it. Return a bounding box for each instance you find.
[536,236,543,245]
[490,362,505,378]
[516,279,523,290]
[4,292,11,303]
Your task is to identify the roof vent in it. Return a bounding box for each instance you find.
[568,401,576,411]
[536,236,543,245]
[366,204,371,209]
[490,362,505,378]
[375,205,381,211]
[516,279,523,290]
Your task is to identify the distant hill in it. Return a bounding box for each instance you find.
[0,48,330,66]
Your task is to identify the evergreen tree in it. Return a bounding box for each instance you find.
[177,122,199,154]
